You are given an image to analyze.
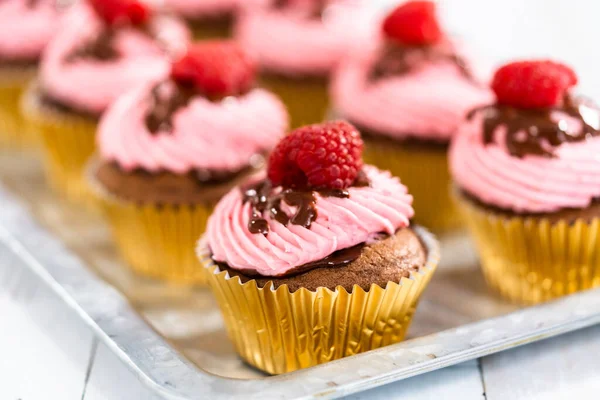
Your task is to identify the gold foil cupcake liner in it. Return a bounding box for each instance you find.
[260,74,328,128]
[89,165,214,285]
[197,226,439,375]
[456,191,600,304]
[21,83,97,206]
[0,67,38,148]
[363,137,461,233]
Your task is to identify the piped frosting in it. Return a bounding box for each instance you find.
[207,165,414,276]
[0,0,64,62]
[164,0,238,19]
[331,39,493,142]
[98,79,288,173]
[235,0,376,77]
[450,102,600,213]
[39,3,190,115]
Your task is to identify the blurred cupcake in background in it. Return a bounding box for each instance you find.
[21,0,190,204]
[451,60,600,304]
[163,0,238,39]
[0,0,66,147]
[199,120,439,374]
[236,0,376,128]
[331,0,492,232]
[91,40,288,284]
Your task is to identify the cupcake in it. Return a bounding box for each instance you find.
[331,1,492,232]
[92,40,288,284]
[0,0,65,147]
[198,121,439,374]
[236,0,374,128]
[21,0,190,204]
[163,0,238,39]
[451,60,600,304]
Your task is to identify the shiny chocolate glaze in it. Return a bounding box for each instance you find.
[144,80,254,134]
[213,228,426,289]
[229,241,367,278]
[369,42,473,82]
[64,18,168,63]
[468,95,600,158]
[145,81,196,134]
[272,0,326,19]
[65,29,119,63]
[243,170,370,234]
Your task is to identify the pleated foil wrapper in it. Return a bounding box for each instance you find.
[21,83,97,207]
[456,190,600,304]
[362,136,462,234]
[0,67,38,148]
[260,74,329,129]
[89,163,213,285]
[197,226,440,375]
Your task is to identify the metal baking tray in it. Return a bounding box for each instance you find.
[2,152,600,399]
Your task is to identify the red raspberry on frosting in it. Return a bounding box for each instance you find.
[171,41,256,98]
[268,121,364,190]
[89,0,149,26]
[492,60,578,109]
[382,1,442,46]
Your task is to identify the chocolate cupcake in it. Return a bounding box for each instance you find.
[92,40,288,284]
[21,0,190,204]
[330,1,492,232]
[198,121,439,374]
[163,0,237,39]
[0,0,66,147]
[236,0,375,128]
[451,60,600,304]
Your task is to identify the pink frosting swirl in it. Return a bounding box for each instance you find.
[331,40,493,142]
[164,0,238,18]
[0,0,63,61]
[98,80,289,173]
[235,0,376,77]
[450,112,600,213]
[207,165,414,276]
[40,4,190,115]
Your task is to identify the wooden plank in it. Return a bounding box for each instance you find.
[482,324,600,400]
[0,295,94,400]
[84,342,162,400]
[345,360,485,400]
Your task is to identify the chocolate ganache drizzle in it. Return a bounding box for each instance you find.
[272,0,327,19]
[468,95,600,158]
[65,30,119,63]
[144,80,253,134]
[145,81,196,134]
[65,18,168,63]
[243,170,369,235]
[224,241,367,278]
[369,43,473,82]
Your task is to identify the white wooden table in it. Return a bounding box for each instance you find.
[3,0,600,398]
[2,291,600,400]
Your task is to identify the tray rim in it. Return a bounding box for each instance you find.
[3,185,600,400]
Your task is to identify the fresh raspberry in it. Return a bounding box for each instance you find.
[382,1,442,46]
[170,41,256,98]
[492,60,578,109]
[268,121,364,190]
[124,1,149,25]
[89,0,149,26]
